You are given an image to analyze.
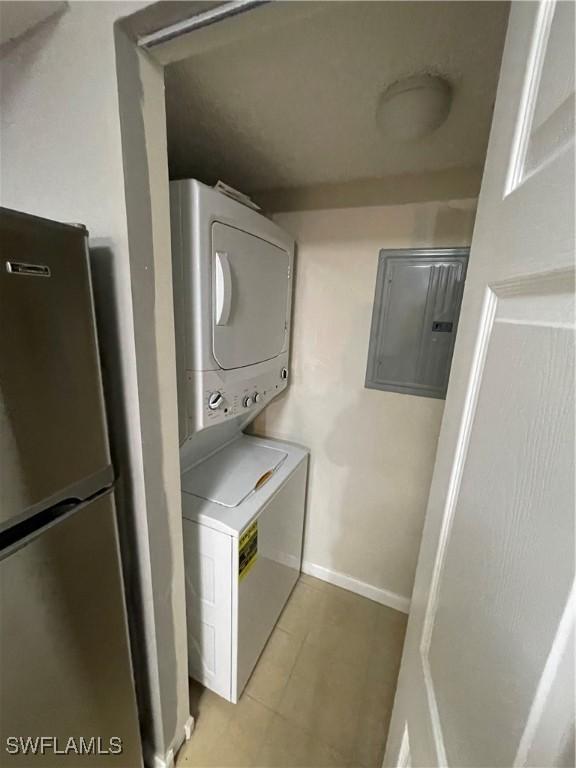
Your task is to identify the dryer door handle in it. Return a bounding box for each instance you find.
[215,251,233,326]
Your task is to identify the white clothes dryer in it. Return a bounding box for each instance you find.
[170,180,295,443]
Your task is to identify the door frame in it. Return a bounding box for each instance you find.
[114,2,523,766]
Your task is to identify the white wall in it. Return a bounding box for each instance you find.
[252,199,477,607]
[0,4,189,766]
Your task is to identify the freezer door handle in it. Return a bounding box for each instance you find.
[0,488,112,562]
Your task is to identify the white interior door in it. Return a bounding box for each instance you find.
[384,3,575,767]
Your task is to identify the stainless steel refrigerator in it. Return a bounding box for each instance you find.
[0,208,142,766]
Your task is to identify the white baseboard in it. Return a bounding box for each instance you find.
[301,561,410,614]
[183,715,194,742]
[152,716,194,768]
[152,747,174,768]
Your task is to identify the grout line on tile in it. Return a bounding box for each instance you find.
[243,691,280,717]
[273,711,352,764]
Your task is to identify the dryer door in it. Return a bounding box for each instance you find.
[212,222,290,369]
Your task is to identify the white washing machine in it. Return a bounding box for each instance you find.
[181,435,308,702]
[170,180,307,702]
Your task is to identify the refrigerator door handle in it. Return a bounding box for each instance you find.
[0,487,113,562]
[0,463,114,540]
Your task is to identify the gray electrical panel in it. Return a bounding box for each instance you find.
[365,247,469,399]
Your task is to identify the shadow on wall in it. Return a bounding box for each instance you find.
[0,2,66,65]
[427,203,477,243]
[322,322,432,600]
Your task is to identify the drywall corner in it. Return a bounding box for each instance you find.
[114,19,190,766]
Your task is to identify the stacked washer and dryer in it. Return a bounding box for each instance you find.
[170,180,308,703]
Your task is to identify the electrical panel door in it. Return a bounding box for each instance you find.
[365,248,469,399]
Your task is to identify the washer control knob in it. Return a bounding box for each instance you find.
[280,367,288,380]
[253,392,262,404]
[243,395,254,408]
[208,391,224,410]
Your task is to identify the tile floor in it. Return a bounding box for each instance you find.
[176,574,407,768]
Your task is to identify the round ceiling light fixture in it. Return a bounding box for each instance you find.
[376,74,453,142]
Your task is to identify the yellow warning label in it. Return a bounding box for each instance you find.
[239,521,258,581]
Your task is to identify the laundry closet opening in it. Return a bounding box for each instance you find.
[129,1,509,764]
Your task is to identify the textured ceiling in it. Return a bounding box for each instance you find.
[165,1,509,196]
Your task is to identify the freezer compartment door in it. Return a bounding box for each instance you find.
[0,492,142,766]
[0,209,111,529]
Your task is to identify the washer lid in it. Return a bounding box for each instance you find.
[181,438,288,508]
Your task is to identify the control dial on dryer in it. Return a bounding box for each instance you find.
[242,395,254,408]
[253,392,262,404]
[208,391,224,410]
